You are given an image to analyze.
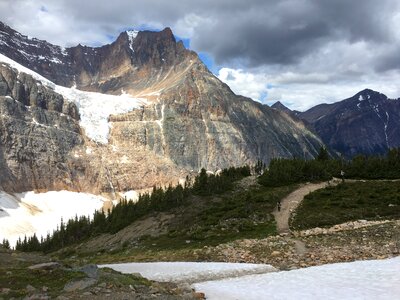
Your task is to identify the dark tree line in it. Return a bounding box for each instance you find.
[259,147,400,187]
[192,166,251,196]
[15,165,251,253]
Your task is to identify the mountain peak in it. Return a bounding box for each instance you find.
[124,29,139,52]
[299,88,400,158]
[135,27,177,45]
[271,101,290,110]
[125,29,139,39]
[271,101,302,119]
[353,89,387,102]
[161,27,173,36]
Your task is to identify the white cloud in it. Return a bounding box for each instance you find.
[216,36,400,111]
[174,14,215,38]
[265,73,400,111]
[217,68,267,102]
[218,65,400,112]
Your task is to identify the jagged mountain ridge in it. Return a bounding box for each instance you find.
[298,89,400,157]
[0,21,191,95]
[0,21,324,193]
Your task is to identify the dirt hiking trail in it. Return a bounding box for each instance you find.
[273,180,341,234]
[272,179,342,256]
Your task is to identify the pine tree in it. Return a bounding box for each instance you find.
[317,146,329,161]
[2,238,10,249]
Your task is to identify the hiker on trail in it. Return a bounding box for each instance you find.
[277,201,281,212]
[340,170,345,183]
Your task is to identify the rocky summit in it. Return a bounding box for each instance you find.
[298,89,400,157]
[0,21,323,194]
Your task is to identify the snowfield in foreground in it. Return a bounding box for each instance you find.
[100,258,400,299]
[0,191,108,247]
[193,257,400,300]
[99,262,277,283]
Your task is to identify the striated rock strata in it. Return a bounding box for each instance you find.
[0,62,185,193]
[0,21,325,192]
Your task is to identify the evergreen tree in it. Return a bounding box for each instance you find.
[255,159,266,175]
[317,146,330,161]
[14,164,252,253]
[2,238,10,249]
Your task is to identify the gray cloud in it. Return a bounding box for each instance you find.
[375,44,400,72]
[1,0,398,67]
[191,0,398,67]
[1,0,400,109]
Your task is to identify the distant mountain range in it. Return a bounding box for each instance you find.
[272,89,400,157]
[0,21,323,194]
[1,20,399,195]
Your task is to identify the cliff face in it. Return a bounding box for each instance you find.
[0,22,325,193]
[109,57,323,171]
[0,61,187,193]
[0,63,83,192]
[299,89,400,157]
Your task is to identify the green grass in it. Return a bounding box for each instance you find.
[291,181,400,230]
[136,185,294,251]
[97,267,152,287]
[77,183,296,263]
[0,262,153,298]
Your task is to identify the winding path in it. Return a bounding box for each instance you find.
[271,178,400,256]
[273,180,340,234]
[271,180,341,256]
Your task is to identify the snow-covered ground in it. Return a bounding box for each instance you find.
[0,190,108,247]
[99,262,277,283]
[100,258,400,299]
[0,53,147,143]
[193,257,400,300]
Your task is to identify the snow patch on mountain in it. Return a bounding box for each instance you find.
[55,86,147,143]
[0,191,108,247]
[0,53,147,143]
[126,30,138,52]
[0,53,55,88]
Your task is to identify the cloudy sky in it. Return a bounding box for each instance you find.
[1,0,400,110]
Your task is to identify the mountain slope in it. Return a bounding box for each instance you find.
[0,55,185,193]
[271,101,301,118]
[299,89,400,157]
[0,22,324,193]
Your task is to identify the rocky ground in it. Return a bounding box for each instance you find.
[192,220,400,270]
[0,247,203,300]
[2,221,398,299]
